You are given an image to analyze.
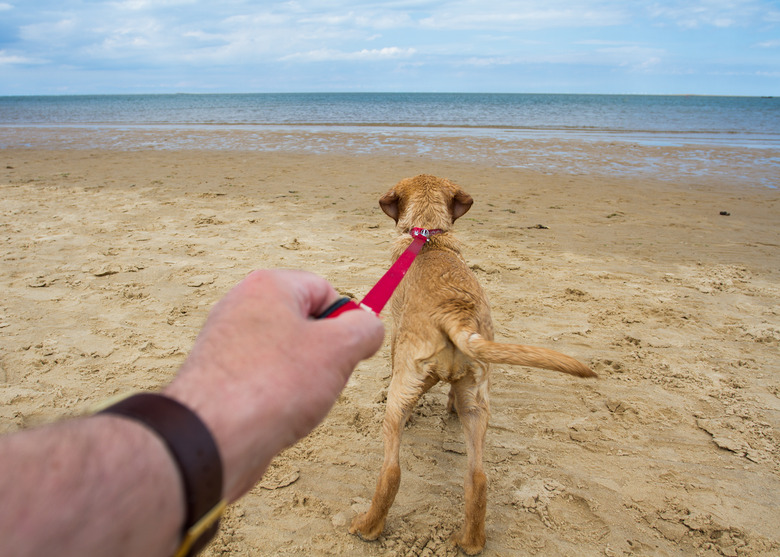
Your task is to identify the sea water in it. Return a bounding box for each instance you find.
[1,93,778,145]
[1,93,778,186]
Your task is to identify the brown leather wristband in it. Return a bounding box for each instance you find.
[98,393,224,556]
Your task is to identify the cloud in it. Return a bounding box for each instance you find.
[1,0,778,94]
[108,0,199,9]
[0,50,42,65]
[419,4,629,30]
[576,39,638,46]
[298,10,413,29]
[460,56,516,67]
[19,18,81,43]
[458,40,666,71]
[647,0,769,29]
[281,46,416,62]
[625,56,662,72]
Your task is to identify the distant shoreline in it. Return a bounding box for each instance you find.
[0,91,775,99]
[1,127,777,189]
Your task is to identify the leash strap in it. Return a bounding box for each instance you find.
[318,228,441,319]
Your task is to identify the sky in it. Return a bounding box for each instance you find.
[0,0,778,96]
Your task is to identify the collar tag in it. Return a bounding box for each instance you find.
[410,227,443,241]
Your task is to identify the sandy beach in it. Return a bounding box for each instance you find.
[1,144,778,556]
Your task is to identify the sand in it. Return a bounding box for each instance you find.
[1,146,778,556]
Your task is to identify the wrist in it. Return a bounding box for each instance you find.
[163,375,289,502]
[98,393,225,556]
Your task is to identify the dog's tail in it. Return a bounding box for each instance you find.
[452,331,596,378]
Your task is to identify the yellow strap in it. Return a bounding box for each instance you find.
[173,499,227,557]
[88,390,142,414]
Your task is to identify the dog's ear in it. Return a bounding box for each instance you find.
[379,190,400,223]
[451,189,473,221]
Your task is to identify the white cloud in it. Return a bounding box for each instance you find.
[19,18,80,43]
[459,55,517,67]
[457,41,666,73]
[1,0,778,94]
[576,39,635,46]
[626,56,662,72]
[281,46,416,62]
[108,0,197,9]
[0,49,42,65]
[647,0,766,29]
[420,6,628,30]
[299,10,413,30]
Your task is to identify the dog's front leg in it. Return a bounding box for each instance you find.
[350,371,435,541]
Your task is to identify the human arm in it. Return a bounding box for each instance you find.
[0,413,186,557]
[0,269,384,557]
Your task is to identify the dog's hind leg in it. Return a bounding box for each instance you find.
[350,370,437,541]
[449,371,490,555]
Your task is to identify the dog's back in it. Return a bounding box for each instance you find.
[389,232,495,383]
[391,229,594,379]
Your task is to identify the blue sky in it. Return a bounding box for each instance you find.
[1,1,778,96]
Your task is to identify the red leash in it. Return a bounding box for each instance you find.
[318,228,441,319]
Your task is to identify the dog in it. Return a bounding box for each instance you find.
[349,175,596,554]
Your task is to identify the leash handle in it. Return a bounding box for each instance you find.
[316,297,360,319]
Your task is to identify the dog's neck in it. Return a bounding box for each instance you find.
[390,229,463,262]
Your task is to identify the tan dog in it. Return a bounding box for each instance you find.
[349,174,596,554]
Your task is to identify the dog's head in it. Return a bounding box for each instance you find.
[379,174,473,232]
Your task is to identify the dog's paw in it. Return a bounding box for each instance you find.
[450,530,485,555]
[349,512,385,541]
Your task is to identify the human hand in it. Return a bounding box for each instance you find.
[164,269,384,502]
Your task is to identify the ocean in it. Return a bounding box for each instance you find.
[1,93,778,186]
